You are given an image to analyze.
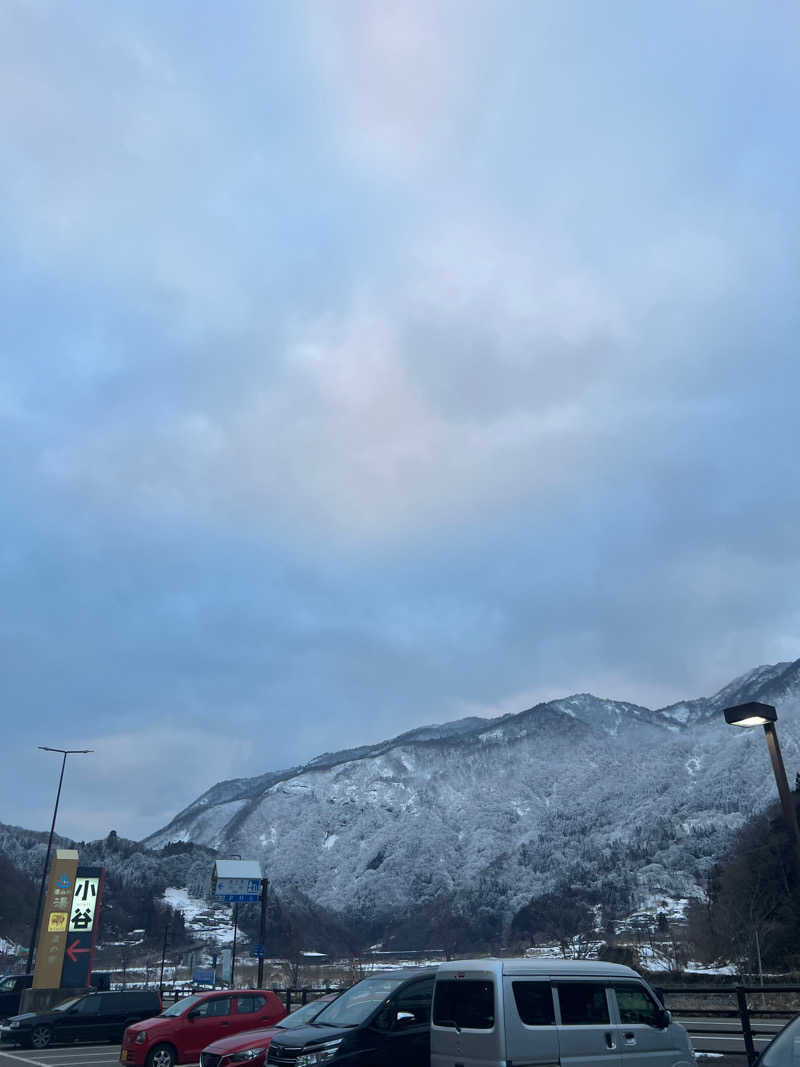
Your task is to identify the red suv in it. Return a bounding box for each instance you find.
[120,991,285,1067]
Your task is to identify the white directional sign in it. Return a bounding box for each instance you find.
[212,860,262,903]
[69,876,100,932]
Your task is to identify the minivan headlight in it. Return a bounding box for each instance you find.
[295,1039,342,1065]
[135,1031,147,1043]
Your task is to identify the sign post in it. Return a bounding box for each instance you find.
[60,866,105,988]
[33,849,79,989]
[212,860,262,989]
[211,860,262,904]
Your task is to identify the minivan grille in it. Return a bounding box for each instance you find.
[266,1044,303,1065]
[199,1055,221,1067]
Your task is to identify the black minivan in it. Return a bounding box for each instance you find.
[0,975,33,1020]
[267,967,436,1067]
[2,990,161,1049]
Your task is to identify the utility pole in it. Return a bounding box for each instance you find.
[27,747,92,973]
[257,878,269,987]
[230,904,239,988]
[159,918,170,996]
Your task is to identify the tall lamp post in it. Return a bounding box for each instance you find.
[26,746,92,973]
[723,702,800,876]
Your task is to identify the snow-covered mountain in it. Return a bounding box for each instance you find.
[144,660,800,933]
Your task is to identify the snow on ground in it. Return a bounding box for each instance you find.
[164,887,211,922]
[684,962,738,975]
[162,887,235,944]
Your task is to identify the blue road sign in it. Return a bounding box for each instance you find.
[193,968,216,985]
[220,892,260,903]
[252,945,264,958]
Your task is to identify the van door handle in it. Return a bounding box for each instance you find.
[624,1032,636,1045]
[605,1032,616,1049]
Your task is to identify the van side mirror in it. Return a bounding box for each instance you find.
[395,1011,416,1028]
[658,1008,672,1029]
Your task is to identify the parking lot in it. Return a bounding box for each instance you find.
[0,1044,125,1067]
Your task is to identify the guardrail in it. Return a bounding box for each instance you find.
[656,984,800,1065]
[157,985,346,1014]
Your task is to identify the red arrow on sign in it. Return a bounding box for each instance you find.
[66,939,91,964]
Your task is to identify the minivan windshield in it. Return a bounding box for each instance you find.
[758,1016,800,1067]
[313,977,407,1027]
[161,994,204,1017]
[280,996,336,1029]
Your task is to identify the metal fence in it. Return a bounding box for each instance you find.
[657,984,800,1065]
[158,985,345,1014]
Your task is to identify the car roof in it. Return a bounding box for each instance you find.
[361,966,438,981]
[437,958,639,978]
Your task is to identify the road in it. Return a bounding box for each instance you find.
[0,1018,783,1067]
[680,1015,783,1057]
[0,1044,124,1067]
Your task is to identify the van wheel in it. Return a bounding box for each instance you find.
[146,1044,177,1067]
[31,1025,53,1049]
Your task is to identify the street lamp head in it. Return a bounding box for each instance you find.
[38,747,93,754]
[723,702,778,728]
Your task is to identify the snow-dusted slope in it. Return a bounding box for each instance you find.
[144,660,800,925]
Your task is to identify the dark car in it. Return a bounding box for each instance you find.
[1,989,162,1049]
[756,1013,800,1067]
[0,975,33,1021]
[266,967,437,1067]
[200,991,342,1067]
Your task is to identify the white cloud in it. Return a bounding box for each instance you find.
[302,0,487,172]
[51,726,254,840]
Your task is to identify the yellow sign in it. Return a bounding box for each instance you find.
[33,849,79,989]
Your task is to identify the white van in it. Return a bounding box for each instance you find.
[431,958,694,1067]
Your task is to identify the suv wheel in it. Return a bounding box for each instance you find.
[31,1025,53,1049]
[115,1018,137,1043]
[146,1043,177,1067]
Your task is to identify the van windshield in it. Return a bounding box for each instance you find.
[280,996,335,1029]
[759,1016,800,1067]
[313,977,407,1027]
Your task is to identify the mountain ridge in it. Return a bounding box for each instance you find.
[138,658,800,945]
[151,660,794,844]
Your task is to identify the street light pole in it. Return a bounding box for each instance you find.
[26,747,92,974]
[724,702,800,877]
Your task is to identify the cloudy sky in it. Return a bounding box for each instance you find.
[2,0,799,841]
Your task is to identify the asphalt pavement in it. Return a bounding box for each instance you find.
[0,1044,123,1067]
[0,1024,767,1067]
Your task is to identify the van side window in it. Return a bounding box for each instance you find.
[613,984,663,1026]
[512,981,555,1026]
[394,979,434,1026]
[555,983,609,1025]
[434,980,495,1031]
